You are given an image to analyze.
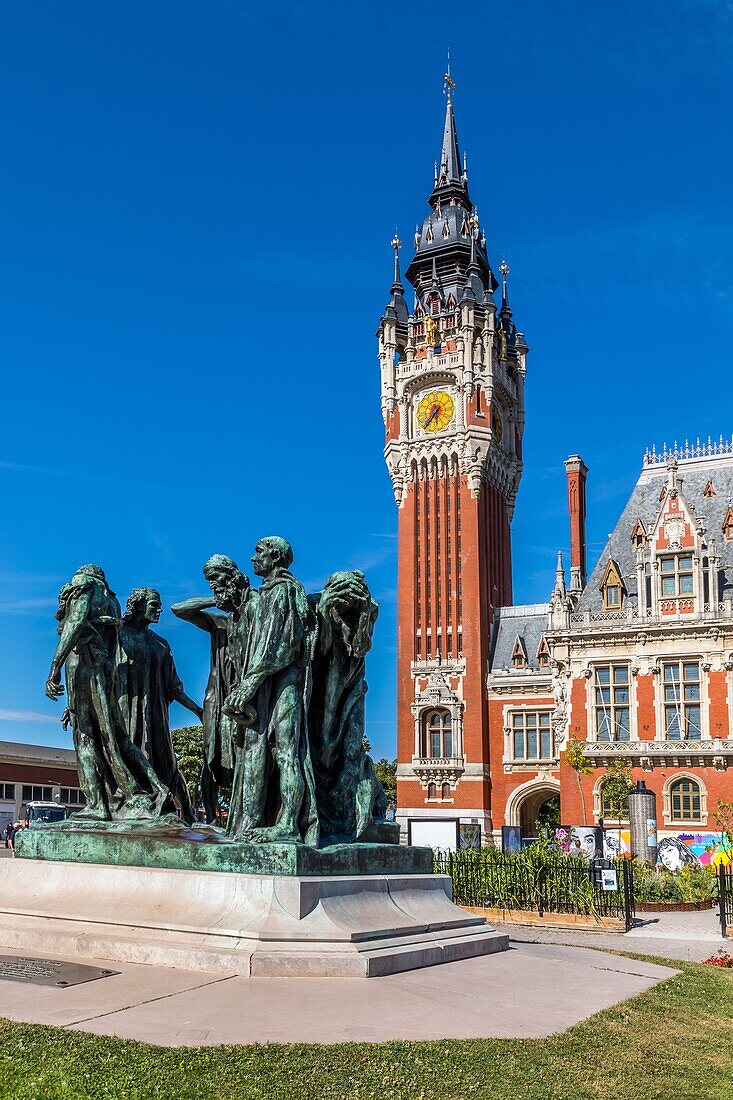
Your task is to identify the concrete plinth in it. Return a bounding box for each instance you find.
[0,859,508,977]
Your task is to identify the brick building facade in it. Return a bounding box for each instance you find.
[378,79,733,848]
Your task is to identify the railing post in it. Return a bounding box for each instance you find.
[623,859,634,932]
[537,864,545,917]
[719,865,728,940]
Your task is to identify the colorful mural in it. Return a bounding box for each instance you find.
[673,832,732,868]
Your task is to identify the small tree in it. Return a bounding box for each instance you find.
[374,758,397,809]
[600,760,633,821]
[565,740,592,825]
[171,725,204,807]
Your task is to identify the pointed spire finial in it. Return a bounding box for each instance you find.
[444,50,456,98]
[390,229,404,293]
[499,257,510,302]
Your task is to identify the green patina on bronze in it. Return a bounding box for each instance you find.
[15,821,428,877]
[39,541,415,878]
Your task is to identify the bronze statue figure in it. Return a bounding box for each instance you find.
[116,587,202,825]
[224,537,319,844]
[171,555,254,823]
[309,570,386,843]
[45,565,169,821]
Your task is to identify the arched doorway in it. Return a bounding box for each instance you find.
[506,778,561,838]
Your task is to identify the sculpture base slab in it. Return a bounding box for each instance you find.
[15,819,425,877]
[0,859,508,977]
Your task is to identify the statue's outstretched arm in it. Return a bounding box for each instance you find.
[173,686,204,723]
[171,597,219,634]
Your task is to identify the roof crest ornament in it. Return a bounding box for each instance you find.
[643,435,733,467]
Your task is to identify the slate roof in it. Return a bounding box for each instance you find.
[490,603,550,672]
[577,452,733,613]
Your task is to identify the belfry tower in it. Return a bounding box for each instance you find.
[377,75,528,843]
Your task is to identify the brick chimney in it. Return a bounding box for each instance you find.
[564,455,588,592]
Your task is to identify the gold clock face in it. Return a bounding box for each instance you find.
[417,391,455,433]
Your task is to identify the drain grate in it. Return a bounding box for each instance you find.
[0,954,119,987]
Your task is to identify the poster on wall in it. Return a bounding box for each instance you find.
[602,829,631,860]
[459,823,482,850]
[501,825,522,855]
[560,826,603,859]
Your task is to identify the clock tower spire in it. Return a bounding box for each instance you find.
[377,74,528,842]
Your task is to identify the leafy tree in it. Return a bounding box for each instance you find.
[363,736,397,808]
[535,795,561,837]
[600,760,633,821]
[171,725,204,808]
[374,758,397,809]
[564,739,592,825]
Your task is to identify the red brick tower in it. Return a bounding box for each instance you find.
[377,77,528,844]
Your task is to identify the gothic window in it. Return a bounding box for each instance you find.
[659,554,694,598]
[427,782,437,799]
[510,711,553,760]
[662,660,702,741]
[537,636,551,669]
[600,559,625,610]
[593,665,631,741]
[669,778,701,822]
[600,780,630,822]
[422,710,454,759]
[441,783,451,800]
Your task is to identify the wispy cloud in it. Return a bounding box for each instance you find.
[0,709,58,724]
[0,597,58,615]
[0,459,183,495]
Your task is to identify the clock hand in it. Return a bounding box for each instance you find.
[425,404,441,427]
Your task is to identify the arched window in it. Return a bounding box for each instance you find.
[600,780,629,822]
[669,777,701,822]
[423,709,453,759]
[427,782,437,799]
[441,783,451,800]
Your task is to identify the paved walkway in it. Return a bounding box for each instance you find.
[497,905,726,963]
[0,941,676,1047]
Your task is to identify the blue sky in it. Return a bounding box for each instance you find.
[2,1,733,757]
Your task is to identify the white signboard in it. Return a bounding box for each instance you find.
[601,868,618,892]
[409,819,458,852]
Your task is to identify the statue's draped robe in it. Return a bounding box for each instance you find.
[226,570,319,845]
[116,626,191,814]
[199,605,251,788]
[308,590,386,842]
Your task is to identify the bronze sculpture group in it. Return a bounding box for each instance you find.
[45,538,386,847]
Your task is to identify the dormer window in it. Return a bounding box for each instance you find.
[600,559,625,611]
[631,518,646,549]
[660,554,693,598]
[511,636,528,670]
[704,480,716,499]
[723,506,733,542]
[537,636,551,669]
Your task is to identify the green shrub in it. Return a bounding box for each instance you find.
[633,863,716,904]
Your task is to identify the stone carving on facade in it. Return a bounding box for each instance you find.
[410,668,465,789]
[550,662,570,749]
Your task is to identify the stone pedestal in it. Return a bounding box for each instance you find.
[0,859,508,977]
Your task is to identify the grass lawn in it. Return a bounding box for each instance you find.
[0,957,730,1100]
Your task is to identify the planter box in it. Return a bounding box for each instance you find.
[461,905,626,933]
[636,900,714,913]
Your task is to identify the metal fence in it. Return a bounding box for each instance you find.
[434,848,634,930]
[719,867,733,938]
